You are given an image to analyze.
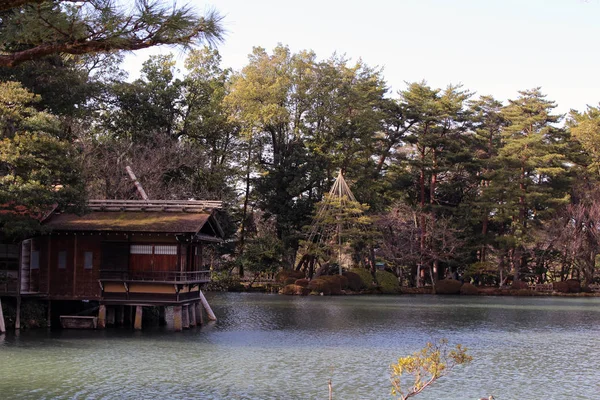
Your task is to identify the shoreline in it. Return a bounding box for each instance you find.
[224,282,600,297]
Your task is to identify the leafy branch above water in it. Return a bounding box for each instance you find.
[390,339,472,399]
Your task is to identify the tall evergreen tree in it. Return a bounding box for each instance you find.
[493,88,570,282]
[0,81,85,239]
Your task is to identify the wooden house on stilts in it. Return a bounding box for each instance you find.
[0,199,223,332]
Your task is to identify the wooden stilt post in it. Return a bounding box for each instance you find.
[118,305,125,326]
[107,307,115,326]
[159,306,165,326]
[194,301,203,325]
[15,296,21,330]
[0,298,6,333]
[165,306,181,331]
[47,300,51,328]
[134,306,143,330]
[98,305,106,329]
[173,305,182,331]
[182,304,189,329]
[189,304,196,327]
[199,291,216,321]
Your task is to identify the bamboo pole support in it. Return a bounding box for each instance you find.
[0,298,6,333]
[126,166,149,200]
[199,290,216,321]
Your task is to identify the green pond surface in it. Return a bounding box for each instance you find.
[1,293,599,399]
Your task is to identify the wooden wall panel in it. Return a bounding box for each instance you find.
[38,237,49,294]
[129,254,152,273]
[74,236,101,299]
[49,236,73,298]
[153,254,177,271]
[101,241,129,271]
[29,239,40,293]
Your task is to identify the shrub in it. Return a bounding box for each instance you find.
[566,279,581,293]
[435,279,462,295]
[376,270,400,294]
[459,282,479,295]
[581,285,592,293]
[207,271,241,292]
[337,274,349,289]
[553,281,569,293]
[275,270,305,283]
[283,277,297,285]
[281,284,310,295]
[228,282,246,292]
[515,289,535,296]
[320,276,343,294]
[307,278,332,295]
[1,299,47,329]
[320,274,349,289]
[343,271,364,291]
[511,280,529,290]
[294,278,309,287]
[350,268,374,289]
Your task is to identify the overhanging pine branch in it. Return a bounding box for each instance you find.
[0,1,224,67]
[0,0,47,12]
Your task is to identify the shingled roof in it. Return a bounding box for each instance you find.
[43,199,224,237]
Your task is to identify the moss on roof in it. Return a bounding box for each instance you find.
[43,211,212,233]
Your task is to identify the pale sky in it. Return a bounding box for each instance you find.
[124,0,600,115]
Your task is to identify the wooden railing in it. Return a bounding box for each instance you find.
[100,270,210,283]
[240,273,276,286]
[528,283,554,292]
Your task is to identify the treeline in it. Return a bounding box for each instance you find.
[2,42,600,285]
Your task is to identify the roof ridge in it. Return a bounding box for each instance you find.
[87,199,222,212]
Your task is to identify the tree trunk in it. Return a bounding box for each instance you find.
[430,150,438,281]
[480,215,488,262]
[238,138,253,277]
[419,146,426,282]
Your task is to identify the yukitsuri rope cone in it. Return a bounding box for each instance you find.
[297,171,374,277]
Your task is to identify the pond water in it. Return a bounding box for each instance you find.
[1,293,599,399]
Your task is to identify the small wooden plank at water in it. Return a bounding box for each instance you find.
[60,316,98,329]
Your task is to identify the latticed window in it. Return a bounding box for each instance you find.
[130,245,153,254]
[154,245,177,255]
[129,245,177,255]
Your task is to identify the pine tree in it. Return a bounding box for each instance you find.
[493,88,570,282]
[0,0,223,67]
[0,81,85,239]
